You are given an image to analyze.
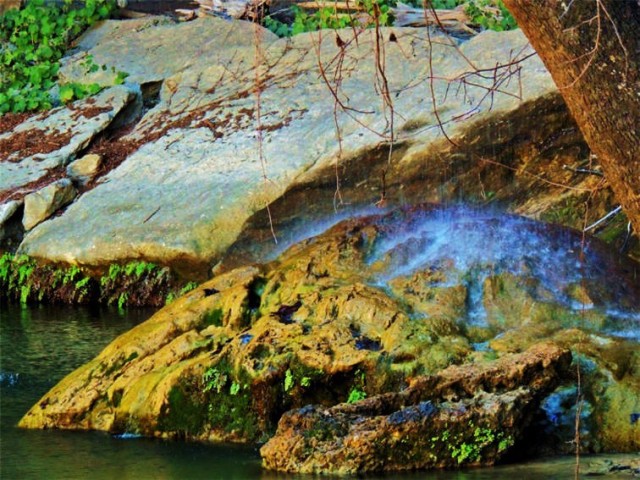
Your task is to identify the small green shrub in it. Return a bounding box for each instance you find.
[0,0,116,114]
[203,366,229,394]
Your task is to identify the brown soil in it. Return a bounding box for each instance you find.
[68,103,113,120]
[80,122,143,192]
[0,128,74,163]
[0,112,38,135]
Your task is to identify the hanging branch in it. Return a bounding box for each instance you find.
[252,4,278,243]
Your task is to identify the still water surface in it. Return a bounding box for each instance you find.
[0,303,632,479]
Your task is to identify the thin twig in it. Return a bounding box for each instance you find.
[583,206,622,232]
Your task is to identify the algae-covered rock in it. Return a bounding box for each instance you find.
[19,205,640,465]
[261,344,571,474]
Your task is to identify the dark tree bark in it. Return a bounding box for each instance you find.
[502,0,640,233]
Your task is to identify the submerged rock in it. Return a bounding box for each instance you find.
[19,205,640,470]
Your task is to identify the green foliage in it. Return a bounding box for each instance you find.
[100,261,172,309]
[291,6,354,35]
[346,369,367,403]
[358,0,394,26]
[0,253,94,304]
[264,0,394,38]
[0,0,116,114]
[347,387,367,403]
[229,381,241,396]
[263,16,291,37]
[202,363,258,439]
[438,425,514,464]
[1,254,36,304]
[284,368,295,392]
[282,367,317,395]
[464,0,517,31]
[404,0,517,32]
[59,81,103,103]
[0,253,11,279]
[117,291,128,310]
[1,254,180,307]
[180,281,199,295]
[427,0,462,8]
[263,0,515,37]
[203,366,229,394]
[165,281,200,305]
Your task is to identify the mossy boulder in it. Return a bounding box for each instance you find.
[19,204,640,465]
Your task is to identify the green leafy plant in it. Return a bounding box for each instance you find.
[0,0,116,114]
[117,291,129,310]
[347,387,367,403]
[59,81,103,103]
[229,381,241,396]
[464,0,516,31]
[346,369,367,403]
[203,367,229,394]
[264,0,394,38]
[284,368,295,393]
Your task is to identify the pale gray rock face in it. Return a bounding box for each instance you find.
[59,16,278,88]
[0,85,138,194]
[0,200,22,240]
[0,200,21,226]
[67,154,103,185]
[18,24,562,271]
[23,179,77,231]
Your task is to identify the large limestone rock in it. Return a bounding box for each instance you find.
[19,205,640,465]
[58,16,276,87]
[18,19,615,274]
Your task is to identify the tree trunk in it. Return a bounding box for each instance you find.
[502,0,640,234]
